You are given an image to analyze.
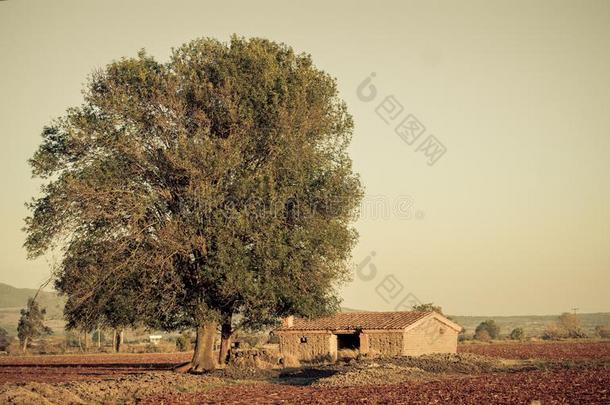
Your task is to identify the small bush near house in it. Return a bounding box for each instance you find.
[510,327,525,340]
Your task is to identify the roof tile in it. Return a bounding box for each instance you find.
[279,311,434,331]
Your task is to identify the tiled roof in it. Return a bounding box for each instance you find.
[278,311,434,331]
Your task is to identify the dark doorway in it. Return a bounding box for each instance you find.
[336,333,359,350]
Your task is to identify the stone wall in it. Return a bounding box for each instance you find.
[402,317,458,356]
[278,315,459,360]
[366,331,404,356]
[278,332,335,362]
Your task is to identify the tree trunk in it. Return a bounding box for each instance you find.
[176,322,217,373]
[21,336,28,353]
[114,329,123,353]
[218,318,233,365]
[83,330,88,351]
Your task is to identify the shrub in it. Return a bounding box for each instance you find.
[594,325,610,338]
[175,333,192,352]
[475,320,500,340]
[542,322,564,340]
[509,327,525,341]
[474,329,491,342]
[542,314,588,340]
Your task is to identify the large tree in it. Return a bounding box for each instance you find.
[25,36,363,371]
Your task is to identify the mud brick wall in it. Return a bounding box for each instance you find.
[402,317,458,356]
[366,331,404,356]
[278,332,334,362]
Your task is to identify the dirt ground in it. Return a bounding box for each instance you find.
[459,340,610,360]
[139,369,610,404]
[0,341,608,404]
[0,353,191,384]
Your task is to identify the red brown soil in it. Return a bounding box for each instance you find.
[139,368,610,404]
[458,340,610,360]
[2,342,609,404]
[0,352,191,384]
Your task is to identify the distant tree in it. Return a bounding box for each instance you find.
[24,37,362,371]
[17,298,53,352]
[475,320,500,340]
[0,327,9,351]
[594,325,610,339]
[474,329,491,342]
[412,303,444,315]
[542,313,587,340]
[509,327,525,341]
[557,313,587,337]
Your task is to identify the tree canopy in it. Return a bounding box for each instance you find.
[25,36,363,369]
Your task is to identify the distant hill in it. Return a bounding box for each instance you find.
[451,313,610,337]
[0,283,64,317]
[0,283,65,335]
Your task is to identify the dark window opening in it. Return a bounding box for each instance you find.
[336,333,359,350]
[300,336,308,343]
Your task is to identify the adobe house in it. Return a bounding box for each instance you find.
[275,311,462,362]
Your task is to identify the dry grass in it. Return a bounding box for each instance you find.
[280,353,301,367]
[336,349,359,361]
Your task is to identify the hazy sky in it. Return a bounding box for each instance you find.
[1,0,609,316]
